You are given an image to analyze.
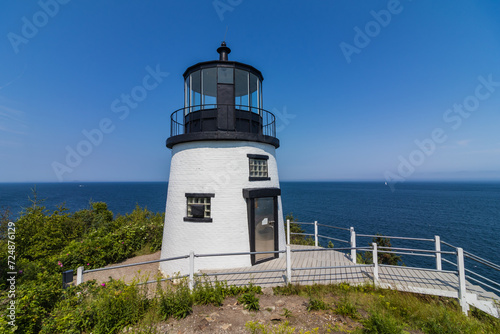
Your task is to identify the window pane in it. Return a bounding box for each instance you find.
[202,68,217,107]
[218,67,233,84]
[250,74,259,112]
[235,69,249,110]
[249,158,268,178]
[191,70,201,111]
[187,197,211,218]
[184,76,190,114]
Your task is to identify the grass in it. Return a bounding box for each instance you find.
[9,277,499,333]
[273,283,500,334]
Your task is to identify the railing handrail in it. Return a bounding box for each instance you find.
[464,251,500,272]
[70,222,500,318]
[195,250,285,258]
[357,234,434,242]
[83,254,190,274]
[377,246,455,255]
[169,104,277,138]
[316,223,350,231]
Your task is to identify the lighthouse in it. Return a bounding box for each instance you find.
[160,43,285,275]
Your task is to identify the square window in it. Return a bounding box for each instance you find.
[185,194,214,222]
[248,155,270,180]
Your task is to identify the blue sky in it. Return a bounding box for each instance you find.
[1,0,500,183]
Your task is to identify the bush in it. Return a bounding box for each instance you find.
[237,291,260,311]
[192,276,228,306]
[306,297,329,311]
[334,298,358,318]
[363,311,404,334]
[361,234,403,266]
[158,279,193,320]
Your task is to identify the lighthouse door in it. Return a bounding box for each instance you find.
[250,197,278,265]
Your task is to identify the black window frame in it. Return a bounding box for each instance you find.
[247,154,270,181]
[184,193,215,223]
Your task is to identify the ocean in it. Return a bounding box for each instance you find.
[1,181,499,282]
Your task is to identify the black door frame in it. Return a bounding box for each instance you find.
[243,188,281,265]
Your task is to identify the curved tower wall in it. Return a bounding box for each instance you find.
[160,140,285,276]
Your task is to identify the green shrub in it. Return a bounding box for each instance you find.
[334,298,358,318]
[238,291,260,311]
[363,311,404,334]
[192,276,228,306]
[158,280,193,320]
[306,297,329,311]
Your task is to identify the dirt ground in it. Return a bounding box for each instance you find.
[81,251,163,284]
[124,290,364,334]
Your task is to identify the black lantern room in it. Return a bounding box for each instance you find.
[167,42,279,149]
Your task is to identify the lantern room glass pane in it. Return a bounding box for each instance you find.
[218,67,233,84]
[250,73,259,113]
[202,68,217,107]
[235,69,249,111]
[184,75,190,114]
[191,70,201,111]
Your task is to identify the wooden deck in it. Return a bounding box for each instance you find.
[201,245,500,317]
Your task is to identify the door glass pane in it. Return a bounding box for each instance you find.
[254,197,275,263]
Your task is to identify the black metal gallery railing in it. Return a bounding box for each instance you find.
[170,104,277,138]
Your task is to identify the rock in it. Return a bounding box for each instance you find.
[262,287,274,295]
[220,323,232,330]
[275,299,285,307]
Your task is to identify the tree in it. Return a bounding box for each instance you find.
[361,234,403,266]
[284,213,314,246]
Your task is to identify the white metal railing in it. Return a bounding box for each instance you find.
[61,221,500,318]
[285,219,500,315]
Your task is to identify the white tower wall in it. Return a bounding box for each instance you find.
[160,140,285,276]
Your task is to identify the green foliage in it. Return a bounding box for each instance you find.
[281,307,293,318]
[0,196,165,334]
[306,297,329,311]
[158,279,193,320]
[273,283,305,296]
[245,320,296,334]
[334,298,358,319]
[238,291,260,311]
[14,272,63,333]
[362,311,405,334]
[361,234,403,266]
[192,276,228,306]
[39,279,149,334]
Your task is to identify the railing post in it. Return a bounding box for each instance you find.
[286,219,290,245]
[435,235,442,271]
[189,251,195,291]
[456,247,469,315]
[77,266,84,285]
[372,243,378,287]
[314,221,318,247]
[286,245,292,284]
[350,227,356,264]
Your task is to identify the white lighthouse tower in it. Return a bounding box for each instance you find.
[160,43,285,275]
